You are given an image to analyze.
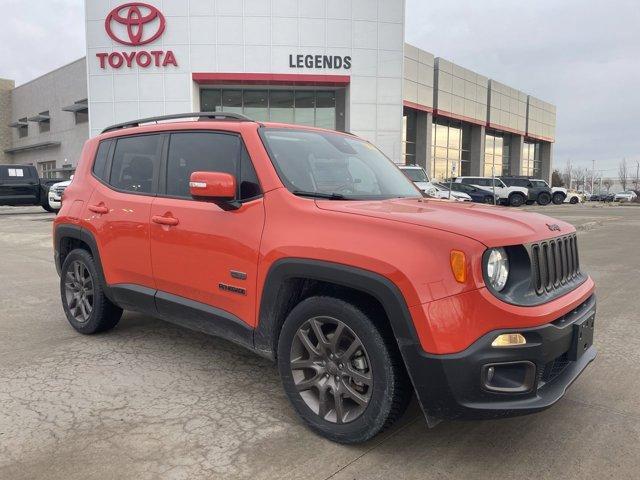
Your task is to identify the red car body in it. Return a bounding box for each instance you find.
[54,117,596,425]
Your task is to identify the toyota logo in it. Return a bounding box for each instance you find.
[105,2,166,46]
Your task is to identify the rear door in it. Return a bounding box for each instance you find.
[149,131,265,327]
[0,166,39,205]
[85,135,164,292]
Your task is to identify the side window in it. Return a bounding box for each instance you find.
[92,140,112,181]
[476,179,490,187]
[110,135,163,194]
[239,145,262,200]
[7,167,27,178]
[166,132,240,199]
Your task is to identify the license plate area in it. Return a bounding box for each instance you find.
[568,312,595,361]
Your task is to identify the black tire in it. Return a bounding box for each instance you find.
[509,192,526,207]
[537,192,552,206]
[60,248,123,334]
[483,196,495,204]
[552,192,565,205]
[570,196,579,204]
[42,203,57,213]
[277,296,411,444]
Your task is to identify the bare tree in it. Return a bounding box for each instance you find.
[619,158,629,191]
[633,160,640,191]
[602,179,613,193]
[574,167,587,191]
[563,159,574,189]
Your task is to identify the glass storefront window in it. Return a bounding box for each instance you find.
[222,90,243,114]
[200,89,338,130]
[430,119,468,180]
[522,142,541,177]
[484,132,511,177]
[315,91,336,130]
[294,91,315,126]
[243,90,269,122]
[269,90,294,124]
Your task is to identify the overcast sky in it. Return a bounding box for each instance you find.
[1,0,638,175]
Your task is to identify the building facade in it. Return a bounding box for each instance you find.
[2,0,556,182]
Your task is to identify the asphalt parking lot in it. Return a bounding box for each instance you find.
[1,204,639,480]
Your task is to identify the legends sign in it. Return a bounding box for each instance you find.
[289,54,352,70]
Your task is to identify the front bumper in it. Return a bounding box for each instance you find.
[404,294,597,421]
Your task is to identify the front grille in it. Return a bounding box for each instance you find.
[530,234,580,295]
[539,353,571,384]
[53,186,67,196]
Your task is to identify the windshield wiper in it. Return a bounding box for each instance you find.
[292,190,348,200]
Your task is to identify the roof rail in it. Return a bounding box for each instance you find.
[101,112,253,134]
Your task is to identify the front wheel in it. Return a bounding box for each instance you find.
[60,249,123,334]
[483,196,495,204]
[277,296,411,444]
[42,203,57,213]
[552,192,565,205]
[509,193,526,207]
[570,196,579,204]
[537,192,552,206]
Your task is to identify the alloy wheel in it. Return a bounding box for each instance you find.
[290,316,373,424]
[64,260,94,323]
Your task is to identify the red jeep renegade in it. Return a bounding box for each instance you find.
[53,113,596,443]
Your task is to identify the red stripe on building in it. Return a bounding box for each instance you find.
[403,100,434,113]
[192,73,351,86]
[433,109,487,127]
[487,122,526,136]
[525,132,555,143]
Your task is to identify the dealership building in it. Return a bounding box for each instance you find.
[1,0,556,182]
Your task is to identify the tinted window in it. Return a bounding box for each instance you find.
[110,135,163,194]
[166,132,239,199]
[239,146,261,199]
[92,140,112,181]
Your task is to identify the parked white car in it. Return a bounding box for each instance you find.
[614,191,637,202]
[453,176,529,206]
[564,191,584,204]
[48,180,71,212]
[398,165,438,197]
[432,183,472,202]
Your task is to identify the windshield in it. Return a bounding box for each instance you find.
[261,128,421,200]
[401,168,429,183]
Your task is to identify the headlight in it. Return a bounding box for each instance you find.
[486,247,509,291]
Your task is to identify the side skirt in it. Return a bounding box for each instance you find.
[110,284,256,354]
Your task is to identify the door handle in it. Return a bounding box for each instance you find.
[152,215,179,226]
[88,204,109,214]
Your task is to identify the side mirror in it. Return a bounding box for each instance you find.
[189,171,238,208]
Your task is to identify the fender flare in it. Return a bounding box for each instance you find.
[254,258,443,425]
[54,224,112,301]
[254,258,420,357]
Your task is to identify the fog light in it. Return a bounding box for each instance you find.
[491,333,526,347]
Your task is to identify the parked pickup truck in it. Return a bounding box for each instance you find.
[53,113,597,444]
[0,164,60,212]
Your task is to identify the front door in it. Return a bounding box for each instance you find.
[150,131,264,327]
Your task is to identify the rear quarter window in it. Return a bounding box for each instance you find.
[92,140,112,181]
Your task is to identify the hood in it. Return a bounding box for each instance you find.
[316,198,575,247]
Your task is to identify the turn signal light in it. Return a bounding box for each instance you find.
[450,250,467,283]
[491,333,527,347]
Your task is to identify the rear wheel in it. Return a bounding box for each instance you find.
[537,192,552,206]
[278,296,411,444]
[552,192,565,205]
[570,196,579,204]
[483,196,495,204]
[60,249,122,334]
[42,203,56,213]
[509,193,526,207]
